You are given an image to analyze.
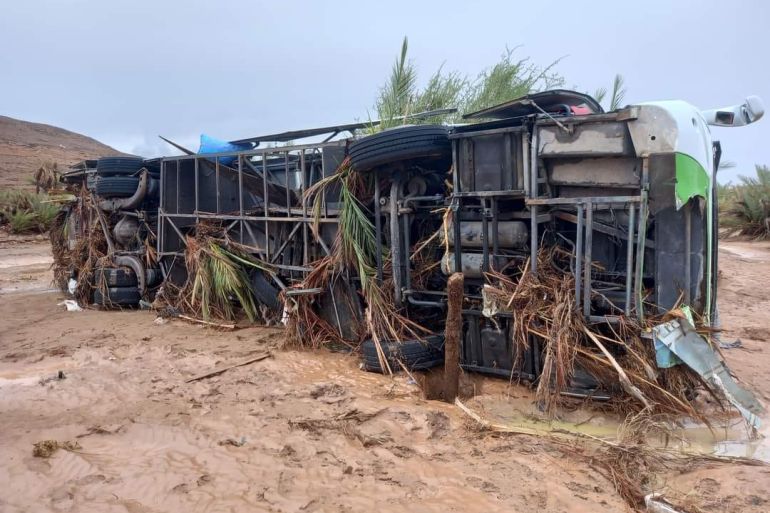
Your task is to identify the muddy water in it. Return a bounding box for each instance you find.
[4,239,770,512]
[0,302,629,513]
[0,240,54,293]
[467,393,770,463]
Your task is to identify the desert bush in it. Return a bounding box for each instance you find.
[719,164,770,238]
[0,188,63,234]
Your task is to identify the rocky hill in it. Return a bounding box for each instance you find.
[0,115,126,189]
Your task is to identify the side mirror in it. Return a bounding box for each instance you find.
[702,96,764,127]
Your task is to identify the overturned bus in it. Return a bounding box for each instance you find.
[57,89,764,395]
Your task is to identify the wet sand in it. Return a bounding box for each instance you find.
[1,239,769,512]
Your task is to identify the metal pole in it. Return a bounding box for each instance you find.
[175,160,180,215]
[530,205,538,275]
[625,204,635,316]
[451,140,462,274]
[300,150,308,266]
[263,155,270,261]
[238,155,244,244]
[491,197,499,263]
[481,198,489,273]
[194,158,199,215]
[215,157,220,214]
[582,202,593,318]
[575,204,584,309]
[684,203,692,305]
[390,179,403,306]
[635,159,650,322]
[373,170,383,282]
[529,130,539,275]
[404,213,411,293]
[284,151,290,217]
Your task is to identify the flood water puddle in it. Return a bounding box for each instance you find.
[467,393,770,463]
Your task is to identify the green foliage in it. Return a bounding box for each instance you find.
[594,74,627,111]
[189,239,273,322]
[371,37,564,130]
[338,173,379,292]
[719,164,770,238]
[0,189,62,233]
[462,48,563,115]
[375,37,419,129]
[7,210,39,233]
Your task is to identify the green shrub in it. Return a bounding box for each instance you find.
[719,164,770,238]
[7,210,39,233]
[0,188,65,233]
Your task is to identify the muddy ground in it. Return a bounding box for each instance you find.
[2,236,770,513]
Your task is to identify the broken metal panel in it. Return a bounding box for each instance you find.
[653,319,764,429]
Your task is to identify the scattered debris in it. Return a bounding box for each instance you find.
[720,338,743,349]
[76,424,124,438]
[218,437,247,447]
[456,396,767,509]
[38,370,66,385]
[57,300,82,312]
[645,494,683,513]
[289,408,388,441]
[32,440,81,458]
[185,352,272,383]
[177,314,236,330]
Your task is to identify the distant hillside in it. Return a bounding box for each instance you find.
[0,115,128,189]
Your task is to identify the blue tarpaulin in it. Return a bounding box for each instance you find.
[198,134,251,166]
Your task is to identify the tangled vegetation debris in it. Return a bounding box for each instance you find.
[32,439,81,458]
[287,159,428,359]
[483,248,712,420]
[156,223,276,324]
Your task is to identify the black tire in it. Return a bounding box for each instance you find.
[93,286,141,306]
[95,176,140,198]
[142,160,161,178]
[96,157,145,177]
[349,125,451,172]
[361,335,445,373]
[94,268,137,287]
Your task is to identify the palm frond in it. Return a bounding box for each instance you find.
[376,36,418,130]
[609,74,626,110]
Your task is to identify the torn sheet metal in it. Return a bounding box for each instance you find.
[653,319,764,429]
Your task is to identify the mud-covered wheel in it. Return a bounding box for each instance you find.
[93,286,141,306]
[361,335,445,373]
[94,268,137,287]
[348,125,451,172]
[95,176,140,198]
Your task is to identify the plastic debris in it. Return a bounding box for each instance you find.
[720,338,743,349]
[645,493,683,513]
[58,300,82,312]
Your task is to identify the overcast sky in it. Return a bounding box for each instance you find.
[1,0,768,183]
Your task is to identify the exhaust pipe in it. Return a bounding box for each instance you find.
[99,169,151,212]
